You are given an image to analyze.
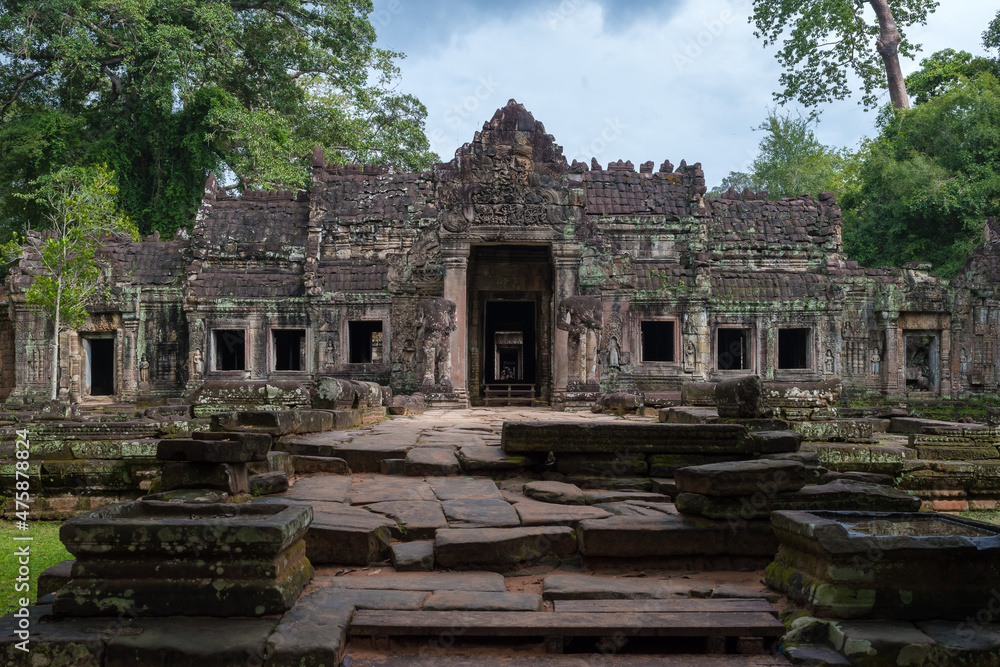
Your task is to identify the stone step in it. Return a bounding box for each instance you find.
[577,515,778,559]
[348,610,785,644]
[315,571,506,592]
[553,599,776,614]
[404,447,461,476]
[434,526,577,569]
[502,423,760,455]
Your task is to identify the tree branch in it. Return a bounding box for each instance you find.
[0,68,48,118]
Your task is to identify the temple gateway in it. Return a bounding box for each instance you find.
[3,99,1000,409]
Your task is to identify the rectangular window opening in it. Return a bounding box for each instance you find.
[717,328,751,370]
[778,328,811,370]
[641,321,675,362]
[273,330,306,371]
[349,321,383,364]
[214,330,246,371]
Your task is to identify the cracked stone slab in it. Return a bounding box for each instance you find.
[523,481,587,505]
[404,448,461,476]
[427,477,504,500]
[363,501,448,539]
[282,475,350,503]
[390,541,435,572]
[264,591,354,667]
[346,477,436,504]
[441,497,520,528]
[514,499,611,526]
[319,589,427,610]
[458,446,541,472]
[268,499,393,566]
[315,572,506,592]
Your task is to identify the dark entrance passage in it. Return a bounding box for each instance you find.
[467,245,553,405]
[485,301,535,384]
[86,338,115,396]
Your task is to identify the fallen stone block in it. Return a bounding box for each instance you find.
[37,560,73,601]
[513,499,611,527]
[523,480,586,505]
[555,453,648,477]
[577,515,777,559]
[648,453,750,477]
[434,526,577,568]
[890,416,965,434]
[250,471,288,495]
[658,406,719,424]
[0,607,103,667]
[827,621,935,665]
[675,459,806,497]
[160,461,249,494]
[404,447,461,476]
[390,541,434,572]
[290,455,350,475]
[297,500,394,565]
[441,497,520,528]
[681,382,717,406]
[364,501,448,539]
[750,430,803,453]
[346,477,437,504]
[762,380,842,409]
[793,419,873,443]
[715,375,771,418]
[675,480,921,520]
[915,445,999,461]
[502,422,755,455]
[157,436,270,463]
[264,592,354,667]
[458,446,541,472]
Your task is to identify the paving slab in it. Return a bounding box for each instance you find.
[330,441,413,473]
[315,572,506,592]
[404,447,461,476]
[513,499,612,526]
[346,477,436,504]
[566,476,652,491]
[363,501,448,539]
[917,620,1000,653]
[295,500,394,565]
[542,574,712,600]
[278,430,354,457]
[319,589,427,610]
[264,591,354,667]
[582,490,670,505]
[422,591,543,612]
[105,617,277,667]
[502,422,756,455]
[591,502,673,518]
[828,620,936,664]
[523,480,586,505]
[435,526,577,568]
[290,455,350,474]
[441,497,521,528]
[249,471,289,495]
[427,477,503,500]
[390,541,435,572]
[416,432,486,449]
[282,475,350,503]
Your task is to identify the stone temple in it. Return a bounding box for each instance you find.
[3,98,1000,410]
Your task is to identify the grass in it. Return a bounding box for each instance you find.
[0,520,72,616]
[960,510,1000,526]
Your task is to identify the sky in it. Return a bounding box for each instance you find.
[370,0,998,188]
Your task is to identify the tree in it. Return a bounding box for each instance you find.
[750,0,939,110]
[708,171,761,197]
[1,165,139,401]
[904,49,998,105]
[0,1,437,238]
[709,110,850,199]
[841,72,1000,277]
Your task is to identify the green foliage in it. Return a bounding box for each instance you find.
[841,73,1000,277]
[0,0,437,238]
[985,10,1000,58]
[0,520,72,615]
[709,110,850,200]
[905,49,998,105]
[750,0,939,109]
[707,171,760,197]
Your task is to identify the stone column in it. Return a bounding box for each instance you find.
[442,241,470,394]
[249,313,266,380]
[885,315,900,394]
[553,244,581,393]
[121,316,140,400]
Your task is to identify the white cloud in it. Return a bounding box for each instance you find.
[376,0,998,187]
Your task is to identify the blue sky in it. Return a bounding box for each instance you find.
[371,0,998,188]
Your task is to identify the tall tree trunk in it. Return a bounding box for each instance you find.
[50,280,62,401]
[869,0,910,110]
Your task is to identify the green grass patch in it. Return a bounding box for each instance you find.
[0,520,71,616]
[960,510,1000,526]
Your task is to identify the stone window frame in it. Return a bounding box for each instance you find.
[714,324,755,374]
[78,332,118,399]
[636,317,680,365]
[776,326,814,372]
[345,318,387,365]
[268,327,310,374]
[210,327,249,374]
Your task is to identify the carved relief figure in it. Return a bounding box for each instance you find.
[870,349,881,376]
[685,340,697,371]
[607,337,620,369]
[139,354,150,385]
[557,296,603,385]
[416,297,457,387]
[824,349,835,374]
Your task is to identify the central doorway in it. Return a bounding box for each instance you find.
[82,337,115,397]
[485,301,535,384]
[467,245,553,404]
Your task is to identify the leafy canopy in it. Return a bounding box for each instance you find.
[709,110,850,200]
[0,0,437,238]
[750,0,939,109]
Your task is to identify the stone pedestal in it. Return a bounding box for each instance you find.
[54,501,314,617]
